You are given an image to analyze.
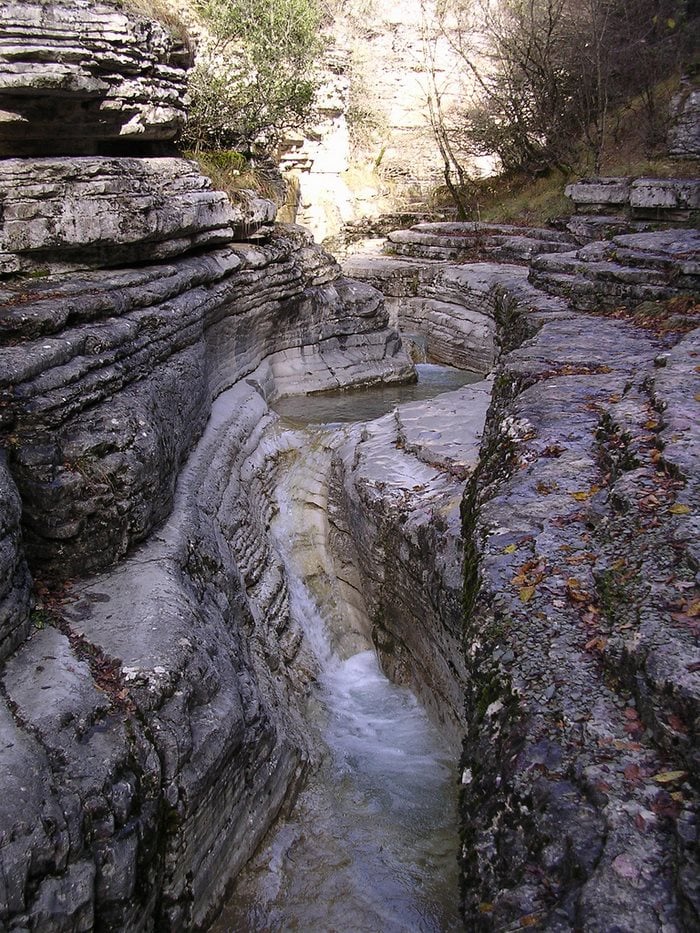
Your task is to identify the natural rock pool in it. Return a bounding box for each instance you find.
[273,362,482,425]
[209,365,475,931]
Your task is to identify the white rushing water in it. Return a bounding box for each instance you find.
[213,635,462,930]
[211,373,465,932]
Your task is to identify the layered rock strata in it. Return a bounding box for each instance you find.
[346,225,699,928]
[331,382,492,739]
[564,176,700,241]
[0,157,275,277]
[669,80,700,159]
[530,228,700,312]
[459,267,699,929]
[343,253,508,373]
[385,221,575,263]
[0,0,190,156]
[0,1,415,926]
[0,220,412,926]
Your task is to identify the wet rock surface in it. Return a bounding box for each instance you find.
[332,381,492,739]
[1,225,409,582]
[1,0,698,927]
[350,220,699,929]
[0,1,414,923]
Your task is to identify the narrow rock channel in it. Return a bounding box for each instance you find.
[206,366,487,930]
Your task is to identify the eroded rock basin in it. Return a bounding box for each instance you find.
[273,362,482,424]
[209,366,485,931]
[213,649,461,932]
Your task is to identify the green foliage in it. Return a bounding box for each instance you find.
[181,0,325,154]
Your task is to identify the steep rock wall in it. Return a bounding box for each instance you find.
[343,256,500,373]
[330,383,491,739]
[0,2,414,927]
[0,0,190,156]
[454,264,700,930]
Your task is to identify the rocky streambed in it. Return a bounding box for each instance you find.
[1,1,699,930]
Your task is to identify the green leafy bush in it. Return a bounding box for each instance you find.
[181,0,326,155]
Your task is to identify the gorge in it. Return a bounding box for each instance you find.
[1,1,699,932]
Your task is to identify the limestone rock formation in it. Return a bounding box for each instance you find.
[349,231,699,929]
[384,221,576,263]
[0,1,414,927]
[0,0,190,156]
[0,157,272,276]
[530,228,700,311]
[564,176,700,241]
[669,80,700,159]
[0,454,32,660]
[332,381,492,738]
[456,263,700,931]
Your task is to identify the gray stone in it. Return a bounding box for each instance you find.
[332,380,492,738]
[0,157,274,276]
[456,254,699,930]
[530,228,700,310]
[385,221,575,263]
[0,453,32,662]
[668,81,700,159]
[1,224,411,580]
[564,177,633,213]
[630,177,700,216]
[0,0,190,156]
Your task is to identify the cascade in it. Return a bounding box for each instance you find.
[210,372,477,930]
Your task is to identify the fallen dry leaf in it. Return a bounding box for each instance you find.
[652,770,687,784]
[669,503,691,515]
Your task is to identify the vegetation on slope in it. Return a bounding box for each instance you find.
[429,0,699,220]
[180,0,326,154]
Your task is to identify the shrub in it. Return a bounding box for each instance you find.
[181,0,326,155]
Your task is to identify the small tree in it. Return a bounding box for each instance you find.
[435,0,694,178]
[181,0,325,155]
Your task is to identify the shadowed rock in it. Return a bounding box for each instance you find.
[0,0,190,156]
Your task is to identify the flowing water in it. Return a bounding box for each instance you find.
[211,365,470,932]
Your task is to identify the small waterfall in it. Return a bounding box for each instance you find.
[210,410,463,932]
[273,482,337,670]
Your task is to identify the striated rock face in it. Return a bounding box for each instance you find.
[0,157,275,276]
[0,453,32,659]
[0,0,190,156]
[344,212,699,928]
[331,382,492,738]
[385,222,575,263]
[454,263,700,930]
[668,80,700,159]
[0,1,415,926]
[530,228,700,311]
[1,240,410,930]
[564,176,700,241]
[342,254,502,373]
[1,221,409,582]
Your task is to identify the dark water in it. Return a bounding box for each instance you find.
[273,363,481,425]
